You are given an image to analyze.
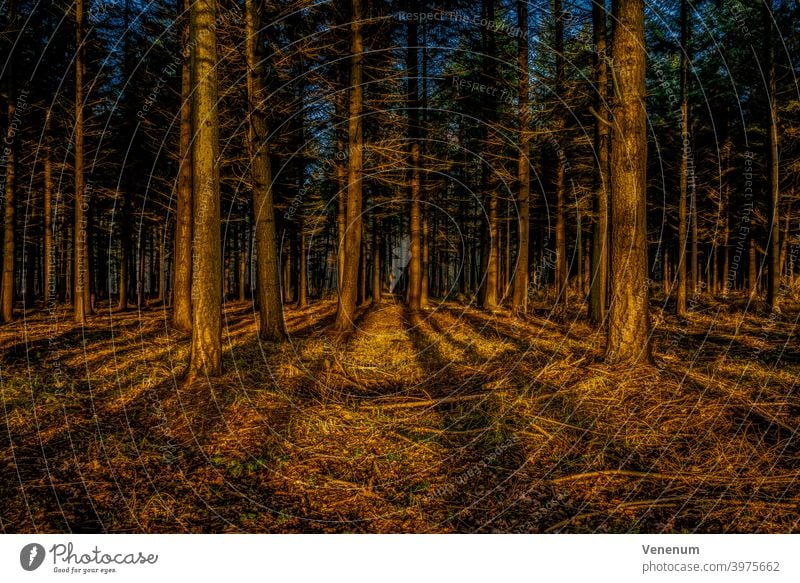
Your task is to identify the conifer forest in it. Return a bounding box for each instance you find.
[1,0,800,533]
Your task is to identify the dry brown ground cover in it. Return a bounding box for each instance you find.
[1,293,799,532]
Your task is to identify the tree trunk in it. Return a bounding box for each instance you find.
[421,212,429,307]
[73,0,92,323]
[748,236,758,299]
[479,0,498,309]
[553,0,567,306]
[246,0,286,341]
[336,72,347,292]
[188,0,222,377]
[606,0,652,364]
[722,139,731,296]
[156,231,164,303]
[512,0,531,314]
[333,0,364,332]
[283,243,293,303]
[406,5,422,312]
[764,1,780,310]
[372,215,381,302]
[298,229,308,308]
[2,0,17,321]
[676,0,689,316]
[691,176,698,293]
[238,222,247,302]
[2,95,16,323]
[44,143,54,306]
[173,0,192,331]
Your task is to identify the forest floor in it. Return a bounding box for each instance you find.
[1,292,799,533]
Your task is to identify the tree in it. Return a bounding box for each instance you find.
[173,0,193,331]
[187,0,222,378]
[73,0,92,323]
[512,0,531,315]
[479,0,499,309]
[764,0,780,310]
[333,0,364,332]
[553,0,567,306]
[1,0,17,323]
[676,0,690,317]
[406,0,422,312]
[589,0,609,324]
[246,0,286,341]
[606,0,652,364]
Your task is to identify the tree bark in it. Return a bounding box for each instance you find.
[606,0,652,364]
[479,0,498,309]
[43,143,54,306]
[173,0,193,330]
[372,215,381,302]
[298,229,308,308]
[406,4,422,312]
[676,0,689,316]
[764,1,780,310]
[246,0,286,341]
[512,0,531,315]
[188,0,222,377]
[748,236,758,299]
[553,0,567,306]
[333,0,364,332]
[73,0,92,323]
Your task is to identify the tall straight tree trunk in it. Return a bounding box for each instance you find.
[335,71,347,292]
[283,244,293,303]
[589,12,610,324]
[606,0,652,364]
[246,0,286,341]
[188,0,222,377]
[676,0,689,316]
[553,0,567,306]
[238,222,247,302]
[358,232,366,306]
[480,0,498,309]
[1,0,16,322]
[748,236,758,298]
[73,0,91,323]
[512,0,531,315]
[333,0,364,332]
[173,0,193,330]
[764,0,780,310]
[372,215,381,302]
[298,229,308,308]
[406,3,422,312]
[589,0,609,323]
[43,143,54,305]
[721,138,731,296]
[691,177,698,292]
[156,232,164,303]
[420,24,430,308]
[1,109,14,322]
[117,0,133,312]
[421,213,429,306]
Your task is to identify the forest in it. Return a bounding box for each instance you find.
[1,0,799,533]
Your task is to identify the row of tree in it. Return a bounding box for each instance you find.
[1,0,798,373]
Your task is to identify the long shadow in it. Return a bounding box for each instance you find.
[402,307,535,532]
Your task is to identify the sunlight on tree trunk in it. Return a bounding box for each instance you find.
[246,0,286,342]
[188,0,222,377]
[173,0,193,332]
[606,0,652,364]
[512,0,530,316]
[333,0,364,332]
